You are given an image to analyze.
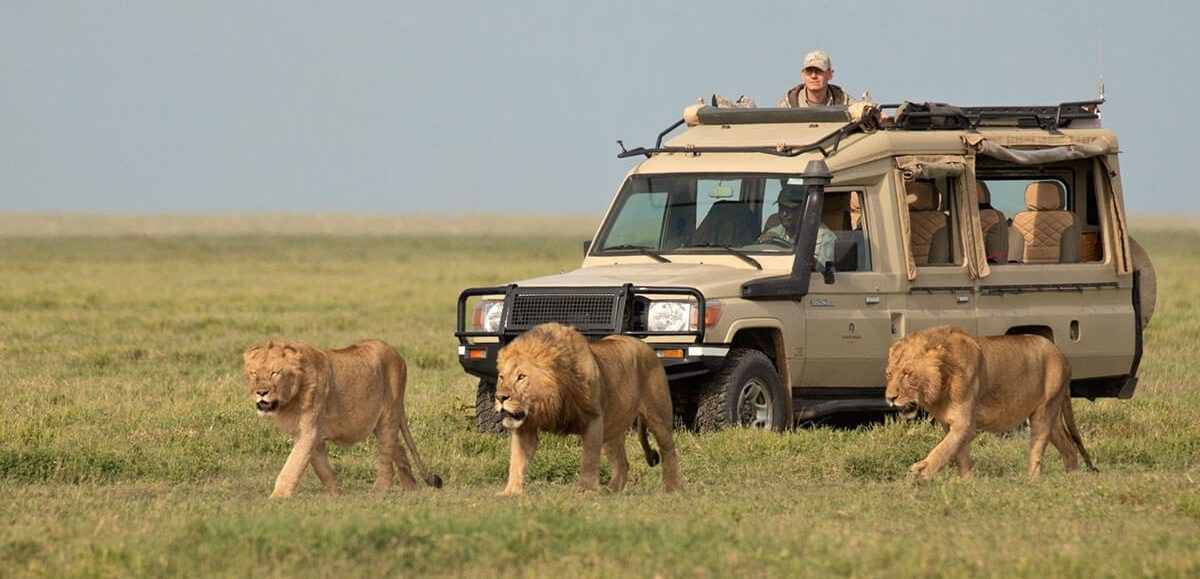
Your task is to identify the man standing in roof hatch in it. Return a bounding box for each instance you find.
[778,50,855,107]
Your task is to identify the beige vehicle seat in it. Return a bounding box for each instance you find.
[1010,181,1081,263]
[976,181,1009,263]
[907,182,949,265]
[822,194,852,230]
[692,200,758,247]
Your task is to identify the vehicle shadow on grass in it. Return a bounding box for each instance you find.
[795,410,893,430]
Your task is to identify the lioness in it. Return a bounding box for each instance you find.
[243,339,441,498]
[885,325,1098,479]
[494,322,683,495]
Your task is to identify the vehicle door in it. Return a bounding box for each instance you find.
[800,189,894,388]
[890,159,979,338]
[970,152,1136,385]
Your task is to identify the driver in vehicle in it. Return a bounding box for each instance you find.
[757,186,836,267]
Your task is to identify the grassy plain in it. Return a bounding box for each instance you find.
[1,216,1198,577]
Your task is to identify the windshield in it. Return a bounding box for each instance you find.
[593,174,808,255]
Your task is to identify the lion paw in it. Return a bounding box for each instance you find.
[907,460,931,479]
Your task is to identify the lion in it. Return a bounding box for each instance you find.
[493,322,683,495]
[884,325,1098,479]
[243,338,442,498]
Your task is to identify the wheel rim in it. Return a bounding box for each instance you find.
[736,378,774,429]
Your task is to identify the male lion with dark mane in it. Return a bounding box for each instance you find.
[494,322,683,495]
[885,325,1097,479]
[243,339,441,498]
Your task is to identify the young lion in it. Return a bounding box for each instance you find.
[243,339,441,498]
[885,325,1098,479]
[494,322,683,495]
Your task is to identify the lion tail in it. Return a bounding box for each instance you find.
[398,403,444,488]
[390,356,443,489]
[637,417,661,468]
[1061,398,1099,473]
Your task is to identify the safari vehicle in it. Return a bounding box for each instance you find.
[455,99,1153,432]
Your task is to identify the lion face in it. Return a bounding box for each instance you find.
[884,340,941,419]
[494,353,545,431]
[243,344,305,417]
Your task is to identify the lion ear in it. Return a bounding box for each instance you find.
[282,345,303,361]
[243,346,261,361]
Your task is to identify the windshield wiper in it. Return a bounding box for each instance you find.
[685,244,763,270]
[602,244,671,263]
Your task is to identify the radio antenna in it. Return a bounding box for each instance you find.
[1097,29,1105,102]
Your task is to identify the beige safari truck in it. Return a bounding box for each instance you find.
[456,99,1154,431]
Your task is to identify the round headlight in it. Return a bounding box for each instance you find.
[478,300,504,332]
[647,301,692,332]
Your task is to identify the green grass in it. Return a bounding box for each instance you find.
[1,224,1198,577]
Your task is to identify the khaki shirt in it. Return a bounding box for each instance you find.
[777,84,855,107]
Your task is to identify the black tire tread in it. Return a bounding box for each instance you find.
[474,379,506,435]
[694,348,786,432]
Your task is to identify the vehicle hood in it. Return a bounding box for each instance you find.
[513,263,779,298]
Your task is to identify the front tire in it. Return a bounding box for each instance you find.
[695,349,789,431]
[475,379,505,435]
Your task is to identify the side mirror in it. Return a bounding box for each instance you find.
[583,239,592,256]
[821,261,835,285]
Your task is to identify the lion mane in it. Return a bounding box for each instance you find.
[494,322,683,495]
[885,325,1098,479]
[243,338,441,498]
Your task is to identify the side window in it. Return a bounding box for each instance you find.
[978,176,1097,264]
[821,190,872,272]
[904,180,959,267]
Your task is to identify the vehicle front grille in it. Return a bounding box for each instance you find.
[508,292,621,333]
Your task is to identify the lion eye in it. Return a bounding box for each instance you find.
[270,370,280,378]
[517,374,527,382]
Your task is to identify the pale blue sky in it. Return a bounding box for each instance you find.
[2,1,1196,214]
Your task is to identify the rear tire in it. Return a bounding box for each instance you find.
[475,379,505,435]
[695,349,789,432]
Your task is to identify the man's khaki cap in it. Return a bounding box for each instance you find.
[802,50,832,72]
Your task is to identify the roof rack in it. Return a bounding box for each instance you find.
[883,99,1103,131]
[616,106,869,159]
[614,98,1103,160]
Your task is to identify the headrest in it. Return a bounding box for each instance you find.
[906,182,939,211]
[1024,181,1064,211]
[823,194,850,214]
[976,180,991,205]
